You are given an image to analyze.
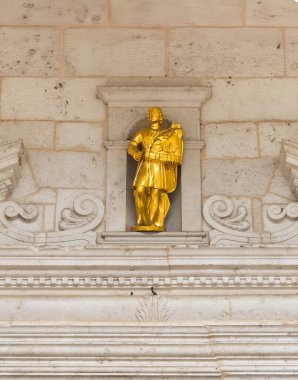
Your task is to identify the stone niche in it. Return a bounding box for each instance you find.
[97,86,211,239]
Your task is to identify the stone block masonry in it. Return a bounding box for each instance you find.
[0,0,297,245]
[1,1,298,377]
[0,0,297,242]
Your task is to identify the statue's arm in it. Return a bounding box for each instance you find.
[128,132,143,161]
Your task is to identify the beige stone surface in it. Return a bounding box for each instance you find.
[110,0,243,26]
[169,28,283,78]
[202,158,276,197]
[0,0,105,25]
[252,198,263,234]
[205,123,258,158]
[202,79,298,123]
[259,122,298,157]
[44,204,55,232]
[268,167,296,201]
[0,27,59,76]
[286,29,298,76]
[55,123,105,151]
[10,158,38,200]
[23,188,57,204]
[246,0,298,26]
[65,29,165,77]
[181,146,202,231]
[1,78,106,121]
[27,150,105,189]
[0,121,54,149]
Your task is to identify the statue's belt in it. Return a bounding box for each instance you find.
[144,151,181,163]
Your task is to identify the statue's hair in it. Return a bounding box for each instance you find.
[148,107,163,122]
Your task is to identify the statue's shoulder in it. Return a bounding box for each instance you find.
[130,128,147,141]
[134,128,148,136]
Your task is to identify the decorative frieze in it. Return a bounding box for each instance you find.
[0,275,298,289]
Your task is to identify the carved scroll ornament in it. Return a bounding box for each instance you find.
[267,203,298,244]
[0,194,104,246]
[203,195,261,246]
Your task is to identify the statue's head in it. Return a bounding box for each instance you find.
[148,107,163,129]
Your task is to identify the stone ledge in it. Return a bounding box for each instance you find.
[101,231,207,245]
[0,323,297,378]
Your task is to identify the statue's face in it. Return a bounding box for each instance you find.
[148,108,162,130]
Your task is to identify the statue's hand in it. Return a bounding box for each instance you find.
[134,151,143,161]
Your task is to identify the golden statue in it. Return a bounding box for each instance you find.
[128,107,183,232]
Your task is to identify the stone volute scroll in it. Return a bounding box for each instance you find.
[97,86,212,244]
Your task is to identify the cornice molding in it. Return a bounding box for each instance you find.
[1,246,298,293]
[0,323,297,378]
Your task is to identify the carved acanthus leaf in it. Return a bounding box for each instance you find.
[136,296,170,322]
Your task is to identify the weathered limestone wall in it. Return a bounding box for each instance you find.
[2,2,298,378]
[0,0,298,234]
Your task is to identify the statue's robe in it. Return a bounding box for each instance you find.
[129,126,183,193]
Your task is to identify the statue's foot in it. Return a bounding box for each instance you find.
[131,225,164,232]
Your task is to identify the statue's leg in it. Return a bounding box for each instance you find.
[149,188,160,225]
[154,192,170,229]
[134,186,147,225]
